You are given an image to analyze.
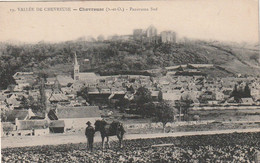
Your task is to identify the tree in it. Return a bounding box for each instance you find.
[243,83,251,98]
[77,87,89,102]
[20,96,30,109]
[134,86,152,117]
[39,78,47,112]
[231,83,252,102]
[153,101,178,132]
[20,95,43,112]
[175,93,193,121]
[135,86,152,106]
[231,84,239,98]
[158,90,163,102]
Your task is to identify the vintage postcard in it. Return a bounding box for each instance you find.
[0,0,260,162]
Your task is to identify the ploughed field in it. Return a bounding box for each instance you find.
[2,132,260,162]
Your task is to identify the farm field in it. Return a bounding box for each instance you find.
[188,108,260,122]
[2,132,260,162]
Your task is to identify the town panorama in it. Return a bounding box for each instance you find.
[1,25,260,162]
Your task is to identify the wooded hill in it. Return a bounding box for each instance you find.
[0,39,259,89]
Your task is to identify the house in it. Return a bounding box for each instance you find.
[214,91,225,101]
[48,89,69,105]
[200,91,214,103]
[1,117,49,137]
[16,119,49,136]
[12,72,36,91]
[151,91,162,101]
[109,92,126,101]
[48,106,101,130]
[192,98,200,106]
[49,120,65,133]
[88,92,111,106]
[45,77,56,88]
[28,90,40,101]
[14,80,30,91]
[5,109,35,122]
[208,100,219,105]
[225,97,238,105]
[56,75,74,87]
[0,93,8,111]
[240,98,254,105]
[222,89,233,99]
[13,72,34,81]
[162,92,181,102]
[251,88,260,101]
[69,80,86,93]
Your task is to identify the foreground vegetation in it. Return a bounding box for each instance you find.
[2,132,259,162]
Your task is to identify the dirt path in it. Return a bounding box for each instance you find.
[2,128,260,149]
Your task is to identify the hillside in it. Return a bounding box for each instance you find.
[0,39,259,89]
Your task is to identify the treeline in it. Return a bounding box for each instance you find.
[231,83,252,102]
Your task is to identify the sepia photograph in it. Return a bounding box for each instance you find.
[0,0,260,162]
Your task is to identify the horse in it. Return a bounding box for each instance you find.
[94,120,125,149]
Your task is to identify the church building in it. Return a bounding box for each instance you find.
[73,53,100,85]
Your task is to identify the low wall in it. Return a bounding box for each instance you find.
[192,106,260,111]
[124,120,260,130]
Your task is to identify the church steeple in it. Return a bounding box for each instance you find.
[74,52,80,80]
[74,52,79,66]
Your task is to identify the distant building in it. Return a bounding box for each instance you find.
[146,25,157,38]
[161,31,177,43]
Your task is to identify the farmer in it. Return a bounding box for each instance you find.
[85,121,95,151]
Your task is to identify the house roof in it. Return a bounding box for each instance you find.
[13,72,34,79]
[49,93,69,102]
[163,93,181,101]
[88,87,99,93]
[46,77,56,83]
[56,106,101,119]
[18,120,48,130]
[6,110,29,122]
[56,75,74,86]
[108,93,125,99]
[223,90,233,95]
[0,93,6,101]
[192,98,200,104]
[241,98,254,103]
[49,120,65,128]
[79,72,99,82]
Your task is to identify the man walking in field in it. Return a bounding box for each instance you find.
[85,121,95,151]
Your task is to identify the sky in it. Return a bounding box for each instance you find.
[0,0,259,43]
